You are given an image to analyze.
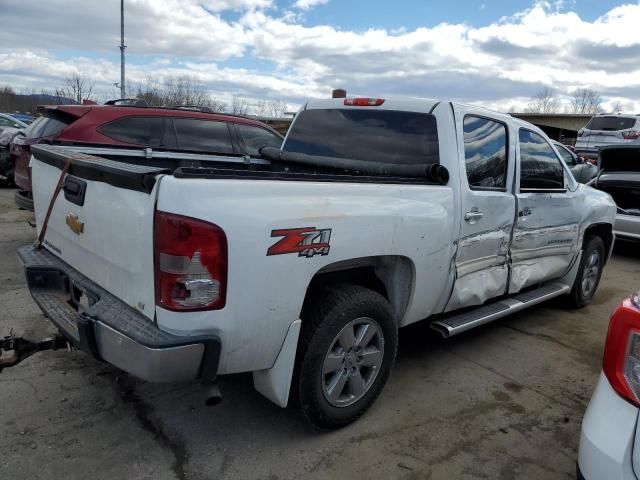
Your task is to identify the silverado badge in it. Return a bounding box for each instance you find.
[65,213,84,235]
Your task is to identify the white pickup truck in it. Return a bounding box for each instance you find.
[15,98,616,428]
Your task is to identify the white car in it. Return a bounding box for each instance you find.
[575,114,640,160]
[578,292,640,479]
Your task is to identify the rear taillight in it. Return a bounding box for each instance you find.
[622,131,640,140]
[603,294,640,406]
[344,98,385,106]
[154,211,227,311]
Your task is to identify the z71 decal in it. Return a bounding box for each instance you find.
[267,227,332,258]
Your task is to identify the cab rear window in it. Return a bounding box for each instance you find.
[283,109,439,165]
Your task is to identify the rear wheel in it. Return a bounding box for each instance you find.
[566,235,605,308]
[294,284,397,429]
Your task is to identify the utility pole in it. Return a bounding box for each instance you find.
[119,0,126,99]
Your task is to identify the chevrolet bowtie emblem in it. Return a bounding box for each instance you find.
[65,214,84,235]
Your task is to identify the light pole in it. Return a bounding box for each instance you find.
[119,0,126,99]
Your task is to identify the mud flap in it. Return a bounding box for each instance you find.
[252,319,301,408]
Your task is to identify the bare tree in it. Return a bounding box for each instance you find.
[255,99,268,117]
[231,96,249,115]
[267,99,287,118]
[135,76,164,106]
[526,87,560,114]
[57,72,95,104]
[134,75,226,112]
[570,88,602,115]
[609,100,624,114]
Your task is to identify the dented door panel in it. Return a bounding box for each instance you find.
[509,192,581,293]
[446,223,512,310]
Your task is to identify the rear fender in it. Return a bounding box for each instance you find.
[305,255,415,325]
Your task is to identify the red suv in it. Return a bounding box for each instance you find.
[11,104,284,210]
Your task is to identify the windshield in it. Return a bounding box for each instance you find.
[283,109,439,165]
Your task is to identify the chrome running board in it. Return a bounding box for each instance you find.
[431,282,571,338]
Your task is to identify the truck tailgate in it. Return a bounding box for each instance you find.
[30,145,168,320]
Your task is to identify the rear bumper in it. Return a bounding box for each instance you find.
[577,463,586,480]
[17,244,220,383]
[578,373,638,480]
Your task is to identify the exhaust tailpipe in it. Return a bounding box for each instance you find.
[205,383,222,406]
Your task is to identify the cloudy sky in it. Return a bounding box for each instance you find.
[0,0,639,113]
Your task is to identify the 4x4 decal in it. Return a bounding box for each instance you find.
[267,227,332,258]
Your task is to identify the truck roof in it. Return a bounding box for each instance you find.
[304,97,546,135]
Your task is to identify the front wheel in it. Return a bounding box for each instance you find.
[566,235,605,308]
[294,284,398,429]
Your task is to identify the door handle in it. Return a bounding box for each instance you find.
[464,209,484,223]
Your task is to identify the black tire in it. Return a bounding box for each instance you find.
[294,284,397,429]
[0,171,14,188]
[566,235,605,308]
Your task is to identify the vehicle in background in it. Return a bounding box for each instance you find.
[14,97,616,428]
[7,113,35,125]
[0,114,30,186]
[10,104,283,210]
[589,146,640,242]
[575,114,640,160]
[0,113,29,132]
[552,140,597,184]
[578,291,640,480]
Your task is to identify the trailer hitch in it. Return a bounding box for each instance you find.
[0,331,69,373]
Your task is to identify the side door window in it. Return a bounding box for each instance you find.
[174,118,234,154]
[463,116,508,190]
[519,130,565,191]
[236,124,282,156]
[99,117,163,147]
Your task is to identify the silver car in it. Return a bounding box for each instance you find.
[575,114,640,160]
